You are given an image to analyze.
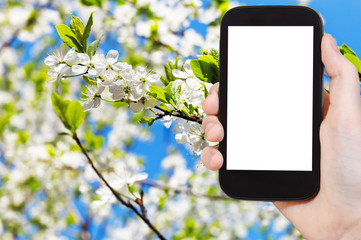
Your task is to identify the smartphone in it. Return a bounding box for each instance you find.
[218,6,324,201]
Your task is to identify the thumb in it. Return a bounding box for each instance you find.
[321,34,361,114]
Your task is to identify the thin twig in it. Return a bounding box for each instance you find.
[97,97,203,124]
[72,133,167,240]
[80,215,91,240]
[154,105,203,124]
[139,180,232,201]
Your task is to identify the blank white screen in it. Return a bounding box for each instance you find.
[227,26,313,171]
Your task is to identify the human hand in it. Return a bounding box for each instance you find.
[201,34,361,239]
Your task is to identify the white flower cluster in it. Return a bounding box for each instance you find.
[44,44,213,155]
[44,44,163,112]
[93,166,148,206]
[160,60,213,155]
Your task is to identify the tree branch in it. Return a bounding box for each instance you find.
[154,105,203,124]
[80,215,91,240]
[97,97,203,124]
[72,133,167,240]
[139,180,232,201]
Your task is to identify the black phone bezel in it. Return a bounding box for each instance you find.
[218,6,324,201]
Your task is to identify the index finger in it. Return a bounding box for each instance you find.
[203,82,219,115]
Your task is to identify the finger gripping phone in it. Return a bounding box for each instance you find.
[219,6,323,201]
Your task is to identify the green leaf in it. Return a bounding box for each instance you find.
[159,75,169,86]
[344,53,361,73]
[202,48,219,64]
[339,44,357,56]
[66,212,77,226]
[159,102,171,112]
[67,35,84,53]
[149,86,168,103]
[190,55,219,84]
[51,93,85,133]
[56,24,83,52]
[164,61,175,82]
[199,82,209,98]
[188,103,195,115]
[83,76,97,85]
[84,131,104,151]
[131,111,144,123]
[24,176,42,192]
[173,56,180,69]
[17,131,29,145]
[66,101,85,133]
[80,0,103,7]
[69,13,85,46]
[51,93,71,130]
[150,22,158,39]
[87,35,102,58]
[181,105,190,116]
[165,81,181,105]
[139,117,155,127]
[190,60,204,81]
[158,195,167,210]
[82,12,94,49]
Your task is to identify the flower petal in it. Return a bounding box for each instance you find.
[135,66,147,77]
[103,69,116,80]
[92,53,106,68]
[172,69,189,79]
[175,133,187,144]
[106,50,119,65]
[72,65,88,74]
[83,101,94,112]
[109,85,125,100]
[58,43,69,58]
[129,102,144,113]
[127,173,148,185]
[63,48,78,65]
[88,67,101,76]
[184,60,193,75]
[53,63,67,73]
[144,97,156,109]
[113,62,131,71]
[44,55,58,67]
[128,84,143,100]
[77,53,90,65]
[93,97,101,108]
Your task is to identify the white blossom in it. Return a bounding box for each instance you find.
[129,96,156,113]
[172,59,194,79]
[93,168,148,206]
[72,52,106,77]
[44,44,77,77]
[103,50,122,80]
[135,66,163,91]
[44,43,79,93]
[81,82,105,111]
[161,115,176,128]
[110,68,143,101]
[173,121,209,155]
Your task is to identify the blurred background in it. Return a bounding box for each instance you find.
[0,0,360,239]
